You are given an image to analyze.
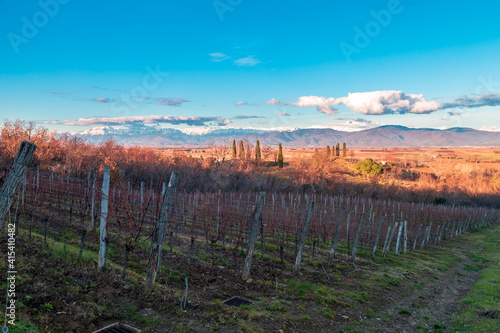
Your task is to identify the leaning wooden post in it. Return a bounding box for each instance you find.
[294,200,314,271]
[145,171,180,293]
[413,224,422,251]
[383,222,398,257]
[0,141,36,232]
[351,213,365,262]
[420,226,429,250]
[370,216,385,261]
[425,223,433,247]
[241,192,265,281]
[328,206,345,264]
[381,224,392,256]
[98,165,111,270]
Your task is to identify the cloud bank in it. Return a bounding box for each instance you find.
[232,115,265,119]
[88,96,188,106]
[63,115,231,127]
[286,91,500,115]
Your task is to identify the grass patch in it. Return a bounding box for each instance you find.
[451,225,500,332]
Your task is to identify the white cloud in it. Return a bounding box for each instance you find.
[92,97,117,103]
[479,126,500,132]
[235,101,248,106]
[336,91,441,115]
[209,52,229,62]
[278,112,290,116]
[41,120,60,125]
[291,91,441,115]
[63,115,231,127]
[292,96,338,114]
[265,98,288,106]
[233,56,261,67]
[291,91,500,116]
[322,117,381,132]
[155,98,188,106]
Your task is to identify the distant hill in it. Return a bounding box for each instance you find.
[75,125,500,147]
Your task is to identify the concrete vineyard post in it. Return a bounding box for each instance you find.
[145,171,180,293]
[294,200,314,271]
[98,165,111,270]
[241,192,265,281]
[0,141,36,232]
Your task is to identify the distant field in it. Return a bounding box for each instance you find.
[157,146,500,173]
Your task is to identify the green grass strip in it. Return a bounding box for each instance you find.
[451,225,500,332]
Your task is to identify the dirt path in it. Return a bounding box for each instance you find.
[345,242,485,332]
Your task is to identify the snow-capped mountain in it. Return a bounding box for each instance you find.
[75,125,500,147]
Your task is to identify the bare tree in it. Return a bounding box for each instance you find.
[208,138,229,164]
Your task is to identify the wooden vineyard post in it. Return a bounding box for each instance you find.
[395,222,403,255]
[98,165,111,270]
[0,141,36,232]
[383,222,398,257]
[145,171,180,293]
[370,216,385,261]
[425,223,433,248]
[420,226,429,250]
[351,213,365,262]
[329,206,345,264]
[241,192,265,281]
[382,224,392,256]
[403,221,408,254]
[91,169,97,228]
[443,220,450,240]
[294,200,314,271]
[437,224,444,245]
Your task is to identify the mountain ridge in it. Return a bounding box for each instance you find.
[74,125,500,147]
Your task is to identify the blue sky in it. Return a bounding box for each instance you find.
[1,0,499,133]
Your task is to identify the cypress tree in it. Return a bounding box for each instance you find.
[278,143,284,168]
[336,143,340,157]
[313,148,319,161]
[231,139,237,158]
[326,145,331,158]
[238,140,245,159]
[342,142,347,158]
[255,140,261,165]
